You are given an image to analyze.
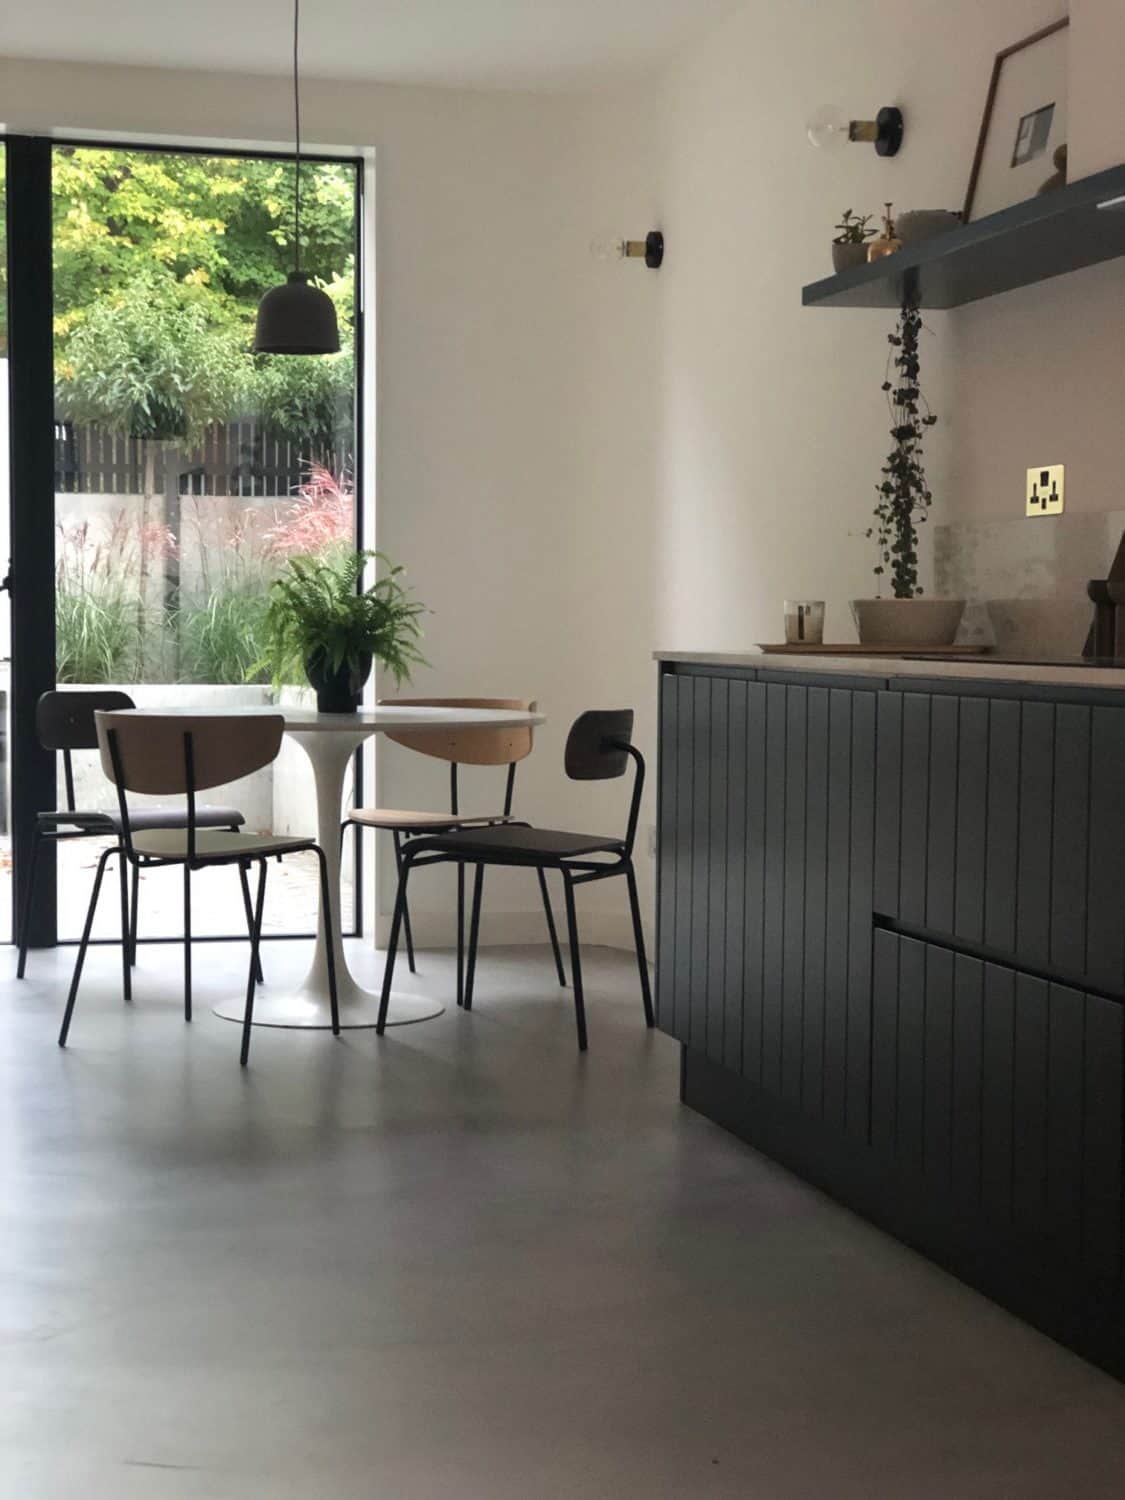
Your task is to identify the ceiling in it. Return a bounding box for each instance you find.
[0,0,740,91]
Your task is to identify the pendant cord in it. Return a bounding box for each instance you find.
[293,0,301,274]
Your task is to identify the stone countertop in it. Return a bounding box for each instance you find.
[653,649,1125,691]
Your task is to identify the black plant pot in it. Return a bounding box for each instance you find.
[305,650,373,714]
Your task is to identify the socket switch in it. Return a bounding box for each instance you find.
[1027,464,1065,516]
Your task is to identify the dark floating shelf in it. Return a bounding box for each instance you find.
[802,163,1125,310]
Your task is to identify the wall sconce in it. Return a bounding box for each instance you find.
[807,104,905,158]
[590,230,665,269]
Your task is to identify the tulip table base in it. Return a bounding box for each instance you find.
[212,722,444,1031]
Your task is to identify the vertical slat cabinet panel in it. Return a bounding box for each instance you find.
[742,683,768,1086]
[1083,994,1124,1279]
[898,695,932,927]
[985,700,1020,957]
[1046,982,1084,1261]
[896,936,926,1172]
[923,944,954,1192]
[724,681,749,1077]
[954,697,989,946]
[823,689,854,1128]
[981,962,1016,1229]
[1050,705,1090,980]
[847,692,877,1141]
[689,677,712,1055]
[951,954,984,1219]
[656,671,680,1039]
[874,691,902,917]
[1016,703,1055,971]
[1012,974,1050,1238]
[870,928,899,1155]
[781,687,808,1106]
[802,688,829,1121]
[1087,707,1125,994]
[706,679,730,1065]
[760,684,788,1096]
[672,673,696,1048]
[925,696,958,937]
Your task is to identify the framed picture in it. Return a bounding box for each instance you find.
[963,17,1069,222]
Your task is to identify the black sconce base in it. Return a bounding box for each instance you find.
[875,107,905,157]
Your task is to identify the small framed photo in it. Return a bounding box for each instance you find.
[964,17,1068,222]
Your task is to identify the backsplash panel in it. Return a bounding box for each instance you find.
[935,510,1125,655]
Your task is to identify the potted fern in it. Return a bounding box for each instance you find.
[257,548,427,711]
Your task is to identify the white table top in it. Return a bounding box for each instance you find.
[114,705,546,733]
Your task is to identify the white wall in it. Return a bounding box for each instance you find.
[0,55,661,949]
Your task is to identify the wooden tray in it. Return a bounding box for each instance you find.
[756,643,992,657]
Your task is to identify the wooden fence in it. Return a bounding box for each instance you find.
[54,419,349,498]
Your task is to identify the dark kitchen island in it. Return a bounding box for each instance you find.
[656,650,1125,1380]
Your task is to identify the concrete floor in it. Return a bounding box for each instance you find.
[3,939,1125,1498]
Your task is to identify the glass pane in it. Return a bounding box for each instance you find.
[51,145,359,940]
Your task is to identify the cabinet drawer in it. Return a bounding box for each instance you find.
[872,929,1124,1279]
[874,692,1125,994]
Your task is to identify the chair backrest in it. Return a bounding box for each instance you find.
[38,689,136,812]
[380,698,538,767]
[38,689,135,751]
[96,712,285,796]
[564,710,635,781]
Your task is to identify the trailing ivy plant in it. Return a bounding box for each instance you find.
[869,299,938,598]
[255,547,428,688]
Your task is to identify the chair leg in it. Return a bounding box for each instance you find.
[562,872,588,1052]
[183,864,192,1023]
[238,860,265,985]
[117,846,132,1002]
[16,825,44,979]
[58,846,114,1048]
[392,832,417,974]
[456,863,465,1006]
[377,856,413,1035]
[537,867,567,987]
[315,846,341,1037]
[129,860,140,967]
[625,862,655,1028]
[463,864,484,1012]
[241,860,268,1066]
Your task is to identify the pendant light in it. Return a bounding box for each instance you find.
[253,0,340,355]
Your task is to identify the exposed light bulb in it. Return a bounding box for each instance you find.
[806,104,852,152]
[590,232,627,264]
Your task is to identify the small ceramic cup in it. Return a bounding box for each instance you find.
[784,600,826,645]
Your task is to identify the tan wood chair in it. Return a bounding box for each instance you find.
[342,697,565,1005]
[58,711,339,1065]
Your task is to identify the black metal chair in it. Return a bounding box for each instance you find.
[376,710,654,1051]
[18,690,252,984]
[59,710,339,1065]
[342,697,565,1005]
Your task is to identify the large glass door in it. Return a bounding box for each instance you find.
[4,136,364,949]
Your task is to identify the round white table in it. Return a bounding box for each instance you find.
[205,704,545,1031]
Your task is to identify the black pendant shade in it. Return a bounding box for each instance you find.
[253,0,339,357]
[253,271,340,355]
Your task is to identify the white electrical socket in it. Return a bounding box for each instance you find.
[1027,464,1064,516]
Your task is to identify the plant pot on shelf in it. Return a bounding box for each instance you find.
[832,241,869,274]
[851,597,966,648]
[304,649,373,713]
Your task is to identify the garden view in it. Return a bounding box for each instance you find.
[50,145,359,685]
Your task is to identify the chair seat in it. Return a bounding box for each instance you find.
[131,828,314,862]
[347,807,510,832]
[422,825,625,861]
[41,804,245,833]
